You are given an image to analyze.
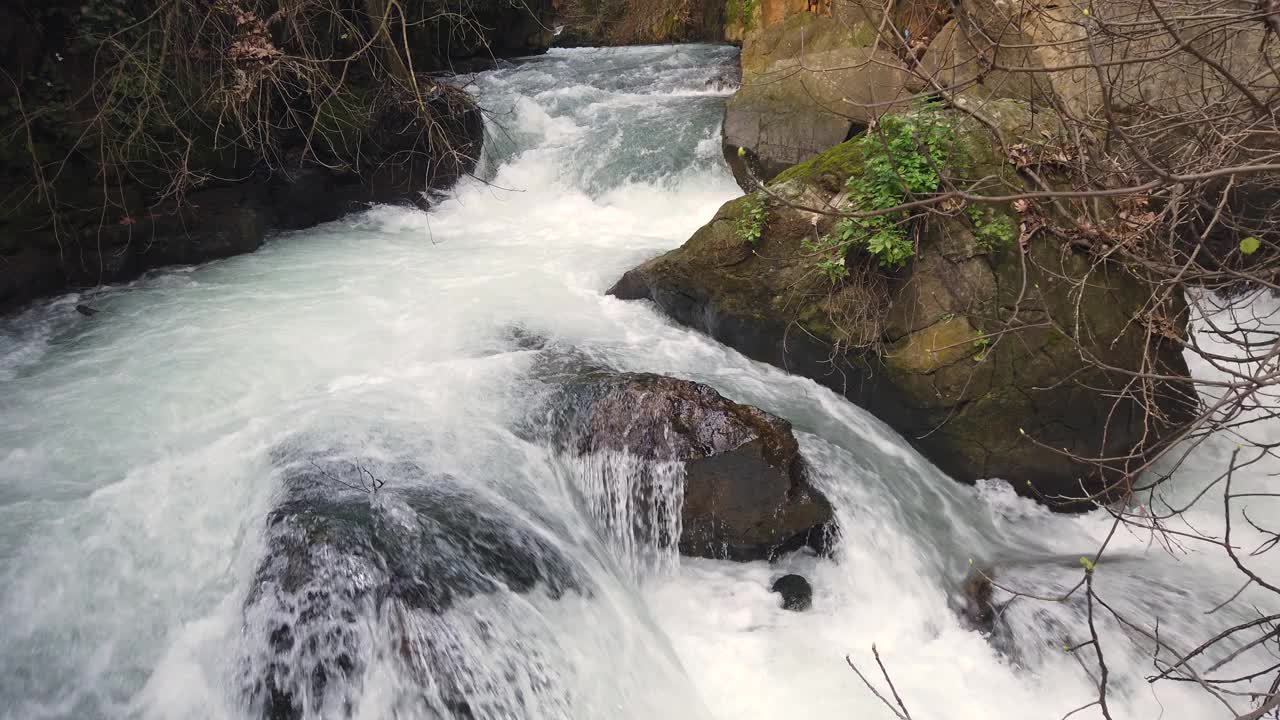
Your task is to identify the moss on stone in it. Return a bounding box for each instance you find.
[884,316,982,373]
[741,11,886,79]
[796,302,849,345]
[614,96,1190,507]
[769,99,1061,196]
[771,137,868,192]
[725,0,759,32]
[849,20,879,46]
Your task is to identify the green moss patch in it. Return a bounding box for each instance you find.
[884,316,982,373]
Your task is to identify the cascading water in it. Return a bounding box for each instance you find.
[0,44,1275,719]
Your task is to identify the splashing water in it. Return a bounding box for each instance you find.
[0,44,1275,719]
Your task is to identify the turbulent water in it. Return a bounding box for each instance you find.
[1,44,1277,719]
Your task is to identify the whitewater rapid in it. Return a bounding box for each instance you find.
[0,44,1275,719]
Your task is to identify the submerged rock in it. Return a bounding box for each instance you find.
[545,371,835,561]
[958,567,998,634]
[611,101,1194,509]
[241,453,585,719]
[771,573,813,611]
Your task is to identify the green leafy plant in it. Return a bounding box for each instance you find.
[736,192,767,245]
[729,0,759,30]
[967,205,1017,253]
[811,109,953,278]
[972,335,991,362]
[1240,236,1262,255]
[816,257,848,283]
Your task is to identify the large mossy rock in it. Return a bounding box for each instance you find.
[613,101,1193,509]
[547,371,835,560]
[723,10,919,189]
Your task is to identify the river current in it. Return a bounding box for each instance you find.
[0,44,1275,720]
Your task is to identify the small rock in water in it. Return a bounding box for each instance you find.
[504,324,548,351]
[959,567,997,633]
[771,574,812,611]
[75,304,99,316]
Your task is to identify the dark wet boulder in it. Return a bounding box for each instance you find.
[465,0,557,56]
[545,371,835,561]
[360,82,484,200]
[241,453,585,720]
[771,573,813,611]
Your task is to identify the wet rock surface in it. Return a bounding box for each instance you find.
[241,450,586,719]
[543,371,836,561]
[771,573,813,611]
[958,566,998,634]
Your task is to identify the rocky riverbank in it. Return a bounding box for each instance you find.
[0,0,556,314]
[609,101,1195,506]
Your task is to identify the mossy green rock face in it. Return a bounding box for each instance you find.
[613,103,1193,509]
[723,11,918,189]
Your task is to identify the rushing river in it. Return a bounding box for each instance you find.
[1,44,1276,719]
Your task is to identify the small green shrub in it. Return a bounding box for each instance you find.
[967,205,1017,253]
[736,192,767,245]
[808,108,953,279]
[816,257,848,283]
